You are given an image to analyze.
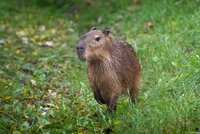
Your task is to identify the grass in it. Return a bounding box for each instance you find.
[0,0,199,133]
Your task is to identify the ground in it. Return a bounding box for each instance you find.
[0,0,199,133]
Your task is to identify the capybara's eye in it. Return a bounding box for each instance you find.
[95,35,101,42]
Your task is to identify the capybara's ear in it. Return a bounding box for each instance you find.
[102,28,110,36]
[90,27,97,31]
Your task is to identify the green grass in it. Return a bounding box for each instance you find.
[0,0,199,133]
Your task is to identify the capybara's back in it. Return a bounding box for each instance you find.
[111,40,141,99]
[76,27,141,112]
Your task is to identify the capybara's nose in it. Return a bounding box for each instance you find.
[76,45,84,51]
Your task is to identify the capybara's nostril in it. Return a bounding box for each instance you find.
[76,46,84,51]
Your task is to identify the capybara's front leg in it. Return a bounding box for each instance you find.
[107,92,118,113]
[92,84,105,104]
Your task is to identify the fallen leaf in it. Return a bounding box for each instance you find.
[16,49,21,54]
[39,125,45,129]
[21,37,29,44]
[114,120,122,126]
[48,90,57,98]
[44,41,54,47]
[41,111,47,116]
[13,130,21,134]
[39,25,46,32]
[27,104,35,109]
[30,79,36,85]
[0,39,6,45]
[145,20,153,29]
[144,20,153,33]
[3,96,12,101]
[16,30,27,36]
[7,37,13,45]
[51,29,56,34]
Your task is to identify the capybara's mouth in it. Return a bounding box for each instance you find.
[77,51,86,61]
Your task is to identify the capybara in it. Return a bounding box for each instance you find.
[76,27,141,112]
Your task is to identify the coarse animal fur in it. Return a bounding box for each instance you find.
[76,27,141,112]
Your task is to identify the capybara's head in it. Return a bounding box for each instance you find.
[76,27,112,61]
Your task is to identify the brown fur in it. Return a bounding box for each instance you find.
[76,27,141,112]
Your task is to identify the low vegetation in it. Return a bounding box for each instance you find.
[0,0,199,133]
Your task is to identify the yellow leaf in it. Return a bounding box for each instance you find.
[3,96,12,100]
[32,50,38,55]
[30,38,36,44]
[16,30,27,36]
[39,125,44,129]
[78,129,84,134]
[51,29,56,34]
[13,130,21,134]
[7,37,13,45]
[38,42,43,46]
[40,34,47,40]
[16,49,21,54]
[114,120,122,126]
[27,104,35,109]
[4,48,8,51]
